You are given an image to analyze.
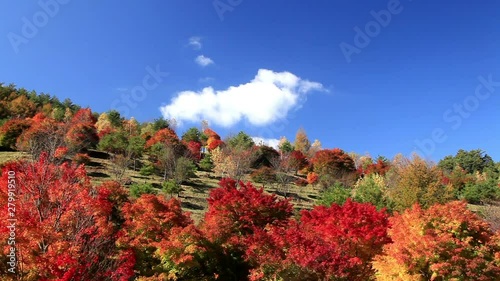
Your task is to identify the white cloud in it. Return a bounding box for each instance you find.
[252,137,281,149]
[195,55,214,67]
[299,80,324,94]
[188,36,202,50]
[159,69,325,128]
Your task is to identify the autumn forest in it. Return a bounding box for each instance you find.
[1,83,500,280]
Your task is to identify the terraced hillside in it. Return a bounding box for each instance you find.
[0,150,322,223]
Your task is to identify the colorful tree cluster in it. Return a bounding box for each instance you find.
[1,153,499,280]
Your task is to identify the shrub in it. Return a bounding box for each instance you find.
[174,157,197,184]
[129,183,156,198]
[353,174,393,211]
[319,182,351,206]
[139,164,155,177]
[162,179,182,197]
[199,154,214,171]
[307,172,318,185]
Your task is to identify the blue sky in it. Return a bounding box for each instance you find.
[1,0,499,162]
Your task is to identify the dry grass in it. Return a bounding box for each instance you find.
[0,151,29,164]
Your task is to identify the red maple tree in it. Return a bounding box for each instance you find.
[288,150,309,174]
[0,154,132,280]
[202,178,293,243]
[65,108,98,151]
[246,199,391,280]
[145,127,180,149]
[185,140,202,162]
[116,194,193,278]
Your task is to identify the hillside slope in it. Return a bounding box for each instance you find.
[0,150,321,223]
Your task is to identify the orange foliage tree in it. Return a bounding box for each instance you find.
[204,128,223,151]
[116,194,193,279]
[0,118,32,149]
[307,171,319,185]
[145,127,180,149]
[373,201,500,280]
[16,117,67,161]
[8,95,36,118]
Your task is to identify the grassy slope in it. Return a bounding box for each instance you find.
[0,150,322,223]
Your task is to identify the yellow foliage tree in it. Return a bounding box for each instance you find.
[294,127,311,155]
[211,146,255,181]
[386,154,454,211]
[95,112,112,134]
